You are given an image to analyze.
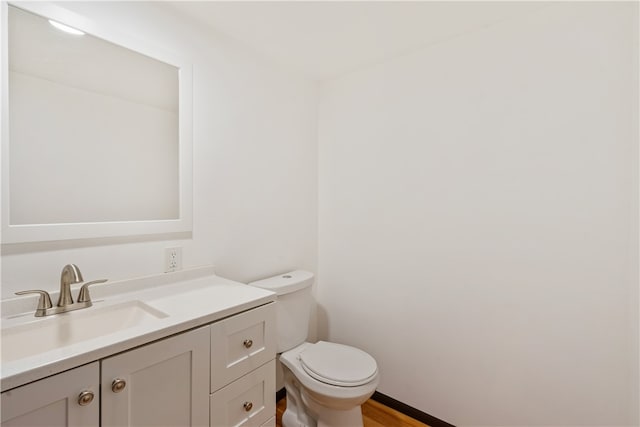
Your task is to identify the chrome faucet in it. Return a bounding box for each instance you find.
[15,264,107,317]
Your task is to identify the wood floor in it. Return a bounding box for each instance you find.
[276,397,429,427]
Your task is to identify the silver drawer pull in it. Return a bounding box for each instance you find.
[112,378,126,393]
[78,390,94,406]
[243,339,253,349]
[243,401,253,412]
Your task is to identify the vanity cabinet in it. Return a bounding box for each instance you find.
[1,302,276,427]
[1,362,99,427]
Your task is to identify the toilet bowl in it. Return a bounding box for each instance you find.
[248,271,379,427]
[280,342,379,427]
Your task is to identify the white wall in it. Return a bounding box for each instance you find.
[1,1,318,297]
[318,3,638,426]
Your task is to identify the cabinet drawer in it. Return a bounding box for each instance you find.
[210,360,275,427]
[210,303,275,392]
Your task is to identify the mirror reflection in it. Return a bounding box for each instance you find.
[8,5,179,226]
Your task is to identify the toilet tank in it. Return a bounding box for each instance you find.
[248,270,314,353]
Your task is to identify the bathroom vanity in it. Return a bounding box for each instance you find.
[0,267,277,427]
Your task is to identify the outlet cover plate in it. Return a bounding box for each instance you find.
[164,247,182,272]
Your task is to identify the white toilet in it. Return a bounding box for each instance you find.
[249,270,379,427]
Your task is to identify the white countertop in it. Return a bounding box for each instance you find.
[0,266,276,392]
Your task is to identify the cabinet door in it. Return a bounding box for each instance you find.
[210,303,276,392]
[1,362,99,427]
[101,326,209,427]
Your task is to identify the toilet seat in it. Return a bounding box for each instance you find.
[298,341,378,387]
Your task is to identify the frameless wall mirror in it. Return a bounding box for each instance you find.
[1,2,193,243]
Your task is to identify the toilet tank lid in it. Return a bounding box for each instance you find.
[248,270,314,296]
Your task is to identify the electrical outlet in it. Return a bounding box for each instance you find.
[164,247,182,273]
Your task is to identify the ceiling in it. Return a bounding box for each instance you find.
[165,1,548,81]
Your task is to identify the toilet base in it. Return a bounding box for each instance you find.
[281,365,367,427]
[282,374,316,427]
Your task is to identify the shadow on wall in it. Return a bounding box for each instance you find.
[315,304,330,342]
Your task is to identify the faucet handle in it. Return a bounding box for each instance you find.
[77,279,108,303]
[15,290,53,315]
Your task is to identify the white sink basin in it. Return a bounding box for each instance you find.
[1,301,168,363]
